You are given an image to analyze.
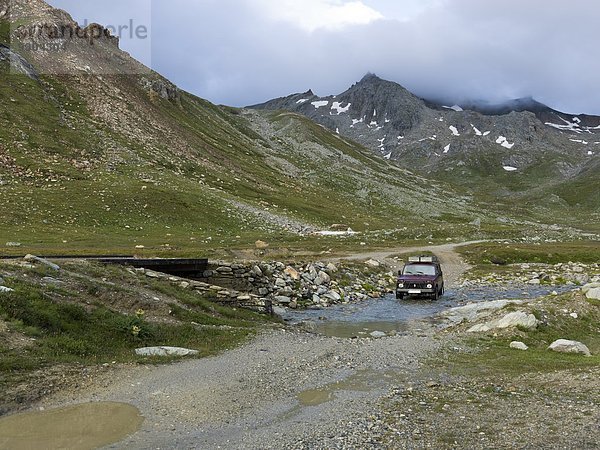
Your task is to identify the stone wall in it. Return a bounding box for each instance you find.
[140,259,395,312]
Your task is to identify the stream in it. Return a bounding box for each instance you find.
[281,284,574,338]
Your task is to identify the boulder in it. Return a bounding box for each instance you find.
[135,347,199,357]
[370,331,386,338]
[324,291,342,302]
[326,263,338,273]
[251,265,263,277]
[467,311,539,333]
[274,296,292,304]
[314,271,331,286]
[548,339,591,356]
[144,270,161,278]
[510,341,529,351]
[284,266,300,280]
[582,283,600,300]
[365,259,380,268]
[5,242,21,247]
[0,286,14,293]
[24,254,60,271]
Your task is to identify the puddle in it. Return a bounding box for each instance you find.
[283,285,573,338]
[297,369,397,407]
[0,402,143,450]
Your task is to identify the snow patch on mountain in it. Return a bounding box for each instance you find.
[331,102,351,115]
[443,105,464,112]
[296,98,309,104]
[350,118,364,128]
[444,144,451,154]
[496,136,515,149]
[503,166,518,172]
[449,126,460,136]
[311,100,329,109]
[471,124,482,136]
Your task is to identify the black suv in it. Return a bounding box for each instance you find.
[396,256,444,300]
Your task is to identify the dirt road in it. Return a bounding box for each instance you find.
[44,329,439,449]
[335,240,487,286]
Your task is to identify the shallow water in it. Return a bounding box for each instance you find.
[282,285,572,338]
[296,369,399,407]
[0,402,143,450]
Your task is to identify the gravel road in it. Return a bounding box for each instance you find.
[44,328,440,449]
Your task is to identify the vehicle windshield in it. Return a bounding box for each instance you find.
[403,264,436,276]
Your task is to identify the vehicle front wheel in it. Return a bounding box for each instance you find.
[432,287,440,300]
[396,293,404,300]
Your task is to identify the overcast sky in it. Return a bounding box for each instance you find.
[49,0,600,114]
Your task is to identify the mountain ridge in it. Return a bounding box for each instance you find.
[251,73,600,212]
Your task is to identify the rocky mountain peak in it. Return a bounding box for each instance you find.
[359,72,382,83]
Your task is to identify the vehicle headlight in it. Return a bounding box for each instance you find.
[427,284,433,289]
[398,283,404,288]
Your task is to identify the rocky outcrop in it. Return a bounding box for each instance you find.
[467,311,539,333]
[0,44,39,79]
[140,77,180,101]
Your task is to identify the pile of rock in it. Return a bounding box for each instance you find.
[137,259,394,311]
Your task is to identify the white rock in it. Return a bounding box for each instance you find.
[510,341,529,351]
[326,263,338,273]
[324,291,342,302]
[467,311,539,333]
[370,331,386,338]
[581,282,600,294]
[135,347,199,357]
[548,339,591,356]
[24,254,60,271]
[145,270,161,278]
[0,286,14,293]
[365,259,380,268]
[314,271,331,286]
[582,283,600,300]
[442,300,524,324]
[569,312,578,319]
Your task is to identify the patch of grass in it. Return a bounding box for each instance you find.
[0,266,275,375]
[442,292,600,378]
[459,241,600,265]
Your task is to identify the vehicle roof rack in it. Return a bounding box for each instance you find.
[407,255,439,263]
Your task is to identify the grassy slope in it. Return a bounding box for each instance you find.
[0,52,507,254]
[0,260,278,412]
[1,16,596,257]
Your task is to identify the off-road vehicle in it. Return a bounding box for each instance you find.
[396,255,444,300]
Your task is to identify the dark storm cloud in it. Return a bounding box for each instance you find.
[49,0,600,114]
